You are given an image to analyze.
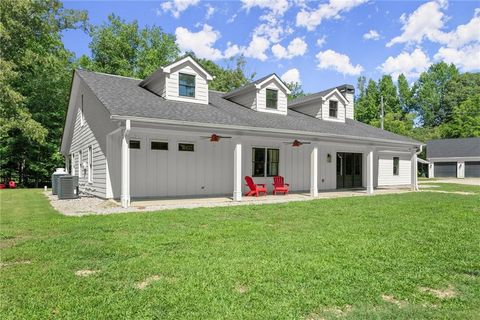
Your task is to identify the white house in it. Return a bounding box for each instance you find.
[427,138,480,178]
[61,56,423,207]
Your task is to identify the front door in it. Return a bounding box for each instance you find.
[337,152,362,189]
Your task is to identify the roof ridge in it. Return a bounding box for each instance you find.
[76,69,142,81]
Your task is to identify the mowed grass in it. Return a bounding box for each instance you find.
[1,186,479,319]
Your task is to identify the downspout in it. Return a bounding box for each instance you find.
[121,120,131,208]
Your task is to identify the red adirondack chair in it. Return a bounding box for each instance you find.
[8,180,16,189]
[245,176,267,197]
[272,176,289,195]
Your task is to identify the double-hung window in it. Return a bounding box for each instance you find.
[393,157,400,176]
[179,73,195,98]
[329,100,338,118]
[252,148,279,177]
[266,89,278,109]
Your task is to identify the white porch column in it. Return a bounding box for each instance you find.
[411,150,418,191]
[233,141,242,201]
[121,120,131,208]
[457,161,465,178]
[429,162,434,178]
[366,149,374,194]
[310,145,318,197]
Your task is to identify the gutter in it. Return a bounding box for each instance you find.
[110,115,423,147]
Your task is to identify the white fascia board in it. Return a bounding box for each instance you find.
[110,115,422,148]
[162,56,214,80]
[428,156,480,162]
[60,72,80,155]
[257,74,291,94]
[322,88,348,104]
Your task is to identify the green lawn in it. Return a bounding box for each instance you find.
[1,186,479,319]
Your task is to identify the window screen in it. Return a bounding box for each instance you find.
[151,141,168,150]
[266,89,278,109]
[179,73,195,97]
[178,143,194,152]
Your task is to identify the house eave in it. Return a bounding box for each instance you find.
[110,115,422,147]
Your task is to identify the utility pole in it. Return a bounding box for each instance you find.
[380,95,384,130]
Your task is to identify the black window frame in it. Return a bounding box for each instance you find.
[129,140,141,149]
[393,157,400,176]
[151,141,168,151]
[179,73,196,98]
[178,143,194,152]
[252,147,279,177]
[266,89,278,109]
[329,100,338,118]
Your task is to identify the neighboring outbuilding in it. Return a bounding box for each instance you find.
[427,138,480,178]
[61,56,423,207]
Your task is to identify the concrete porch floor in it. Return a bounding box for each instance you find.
[125,187,413,211]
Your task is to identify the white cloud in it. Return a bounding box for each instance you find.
[175,24,223,60]
[441,9,480,48]
[243,36,271,61]
[272,37,307,59]
[363,30,380,40]
[379,48,431,79]
[223,42,241,59]
[161,0,200,18]
[205,4,216,20]
[434,44,480,71]
[253,23,286,43]
[316,36,326,47]
[386,0,448,47]
[241,0,290,16]
[281,68,301,84]
[316,50,364,75]
[296,0,368,31]
[227,13,237,24]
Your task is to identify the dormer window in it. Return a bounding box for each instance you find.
[329,100,338,118]
[179,73,195,98]
[266,89,278,109]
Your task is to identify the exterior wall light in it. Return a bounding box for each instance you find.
[327,153,332,163]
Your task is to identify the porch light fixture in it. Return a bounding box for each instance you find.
[327,153,332,162]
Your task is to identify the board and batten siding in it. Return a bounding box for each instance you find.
[256,79,288,115]
[69,80,117,198]
[164,63,209,104]
[377,153,412,186]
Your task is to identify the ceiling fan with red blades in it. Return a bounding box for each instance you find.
[284,139,311,147]
[202,133,232,142]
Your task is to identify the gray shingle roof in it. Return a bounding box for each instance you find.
[427,138,480,158]
[288,84,355,107]
[76,69,420,145]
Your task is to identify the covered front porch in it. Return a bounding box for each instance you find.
[109,120,419,208]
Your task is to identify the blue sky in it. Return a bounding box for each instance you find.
[62,0,480,93]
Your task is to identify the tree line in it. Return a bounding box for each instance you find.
[1,0,479,186]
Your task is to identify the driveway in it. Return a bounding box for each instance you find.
[421,178,480,186]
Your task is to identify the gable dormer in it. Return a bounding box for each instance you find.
[223,74,291,115]
[139,56,213,105]
[288,84,354,123]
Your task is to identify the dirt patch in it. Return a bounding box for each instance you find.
[419,285,457,299]
[306,305,352,319]
[234,283,248,294]
[0,260,31,268]
[381,294,406,307]
[75,269,98,277]
[135,275,162,289]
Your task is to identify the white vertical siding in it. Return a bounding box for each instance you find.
[378,153,412,186]
[164,63,209,104]
[69,81,117,198]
